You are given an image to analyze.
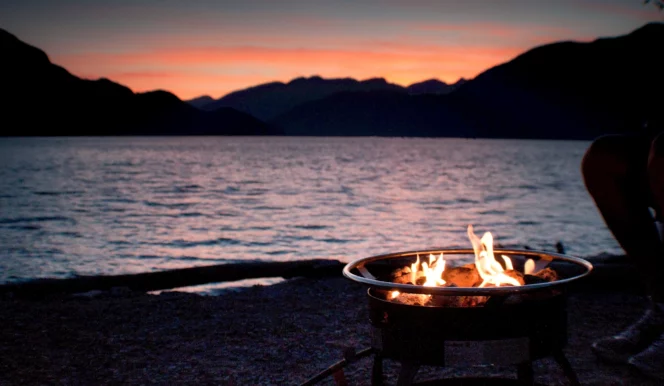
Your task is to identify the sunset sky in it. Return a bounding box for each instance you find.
[0,0,660,100]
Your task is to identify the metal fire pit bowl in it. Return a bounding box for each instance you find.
[337,249,592,386]
[343,248,592,297]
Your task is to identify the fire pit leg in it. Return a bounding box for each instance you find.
[553,350,580,386]
[371,355,384,386]
[396,362,420,386]
[517,362,534,386]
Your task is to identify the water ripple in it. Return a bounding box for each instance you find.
[0,137,622,287]
[0,216,76,225]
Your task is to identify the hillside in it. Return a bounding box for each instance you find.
[272,22,664,139]
[406,78,467,95]
[0,29,274,136]
[272,90,468,137]
[450,22,664,139]
[197,76,403,121]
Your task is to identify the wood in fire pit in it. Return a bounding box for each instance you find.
[442,263,482,287]
[387,261,559,307]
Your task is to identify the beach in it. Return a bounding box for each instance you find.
[0,275,660,385]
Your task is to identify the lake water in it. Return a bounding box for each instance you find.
[0,137,621,290]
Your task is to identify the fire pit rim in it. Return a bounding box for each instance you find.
[343,248,593,296]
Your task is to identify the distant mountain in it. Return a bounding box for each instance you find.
[4,22,663,139]
[199,76,404,121]
[272,90,466,137]
[272,22,664,139]
[406,78,467,95]
[0,29,274,136]
[449,22,664,139]
[186,95,215,110]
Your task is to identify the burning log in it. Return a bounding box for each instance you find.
[534,267,558,281]
[391,293,431,306]
[502,269,525,286]
[429,295,490,308]
[382,226,571,308]
[387,261,560,307]
[524,267,559,285]
[442,264,482,287]
[389,266,413,284]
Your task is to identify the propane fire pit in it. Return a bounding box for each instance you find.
[302,226,593,386]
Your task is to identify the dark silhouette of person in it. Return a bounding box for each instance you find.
[582,121,664,380]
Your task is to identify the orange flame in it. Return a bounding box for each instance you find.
[389,225,537,302]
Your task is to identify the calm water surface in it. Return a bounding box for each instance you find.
[0,137,621,288]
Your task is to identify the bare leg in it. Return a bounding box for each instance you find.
[582,134,663,297]
[647,132,664,302]
[584,135,664,365]
[629,137,664,380]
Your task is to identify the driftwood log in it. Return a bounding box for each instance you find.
[0,259,345,299]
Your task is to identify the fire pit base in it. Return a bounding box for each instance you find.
[300,347,578,386]
[299,248,592,386]
[371,351,579,386]
[368,288,580,386]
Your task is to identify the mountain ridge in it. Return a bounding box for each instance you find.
[0,28,274,136]
[188,76,469,119]
[197,75,404,121]
[270,21,664,139]
[2,22,663,138]
[448,21,664,138]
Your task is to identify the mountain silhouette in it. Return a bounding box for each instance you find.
[194,76,403,121]
[3,22,662,138]
[0,29,274,136]
[406,78,467,95]
[189,76,467,120]
[270,22,663,139]
[450,22,664,139]
[186,95,216,110]
[271,91,474,137]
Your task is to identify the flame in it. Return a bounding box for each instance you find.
[422,253,447,286]
[467,225,521,287]
[524,259,535,275]
[408,253,447,286]
[389,253,446,302]
[410,255,420,284]
[389,225,539,303]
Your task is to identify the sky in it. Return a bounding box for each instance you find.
[0,0,661,100]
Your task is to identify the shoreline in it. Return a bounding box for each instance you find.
[0,253,632,298]
[0,274,660,385]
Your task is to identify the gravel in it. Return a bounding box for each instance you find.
[0,277,661,385]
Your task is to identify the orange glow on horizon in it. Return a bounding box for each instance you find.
[54,43,523,100]
[2,0,660,101]
[44,17,655,100]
